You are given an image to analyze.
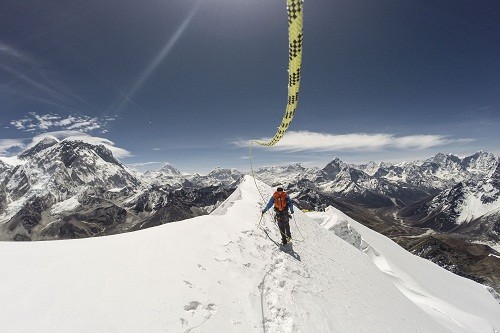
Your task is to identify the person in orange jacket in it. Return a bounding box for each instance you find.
[262,187,294,245]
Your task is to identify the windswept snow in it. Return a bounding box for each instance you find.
[0,156,25,166]
[309,207,500,333]
[0,176,498,332]
[457,192,500,224]
[50,195,81,214]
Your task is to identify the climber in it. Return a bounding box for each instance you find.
[261,187,294,245]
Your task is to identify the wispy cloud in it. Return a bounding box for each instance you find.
[127,161,163,169]
[0,40,89,108]
[236,131,474,152]
[0,139,26,156]
[0,63,70,103]
[25,131,132,159]
[10,112,116,134]
[0,40,34,64]
[129,161,163,166]
[2,113,125,157]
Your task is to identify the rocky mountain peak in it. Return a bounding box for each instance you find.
[56,140,122,169]
[256,163,307,174]
[427,152,461,167]
[19,136,59,159]
[461,151,498,175]
[208,167,241,176]
[357,161,393,176]
[141,163,183,186]
[5,139,138,201]
[0,159,9,173]
[159,163,182,176]
[206,167,243,187]
[415,153,467,181]
[322,157,346,179]
[492,164,500,182]
[284,163,307,172]
[18,138,123,170]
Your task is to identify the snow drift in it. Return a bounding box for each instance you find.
[0,176,498,332]
[309,208,500,333]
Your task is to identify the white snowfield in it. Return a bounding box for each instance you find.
[309,208,500,333]
[0,176,498,332]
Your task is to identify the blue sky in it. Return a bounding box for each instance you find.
[1,0,499,173]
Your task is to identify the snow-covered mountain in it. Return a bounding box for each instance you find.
[251,152,498,212]
[401,162,500,241]
[249,152,500,292]
[248,152,497,213]
[141,165,243,189]
[0,137,142,240]
[252,163,320,187]
[312,157,424,207]
[142,163,184,187]
[0,138,233,241]
[5,137,139,199]
[199,167,243,187]
[355,160,394,176]
[381,152,498,191]
[1,142,498,293]
[0,159,10,177]
[346,152,497,193]
[3,145,496,225]
[1,176,498,332]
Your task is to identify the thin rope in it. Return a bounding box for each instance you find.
[291,213,306,242]
[251,140,306,243]
[257,214,280,246]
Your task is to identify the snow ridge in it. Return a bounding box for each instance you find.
[309,207,500,333]
[0,176,499,332]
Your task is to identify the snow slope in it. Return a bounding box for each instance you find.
[0,176,496,332]
[309,208,500,333]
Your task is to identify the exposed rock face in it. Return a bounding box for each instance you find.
[3,195,55,239]
[130,186,235,230]
[0,189,7,215]
[55,203,128,239]
[18,137,58,158]
[0,160,10,177]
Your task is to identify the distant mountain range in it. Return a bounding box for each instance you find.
[0,138,235,241]
[253,151,499,242]
[0,137,499,292]
[297,152,499,241]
